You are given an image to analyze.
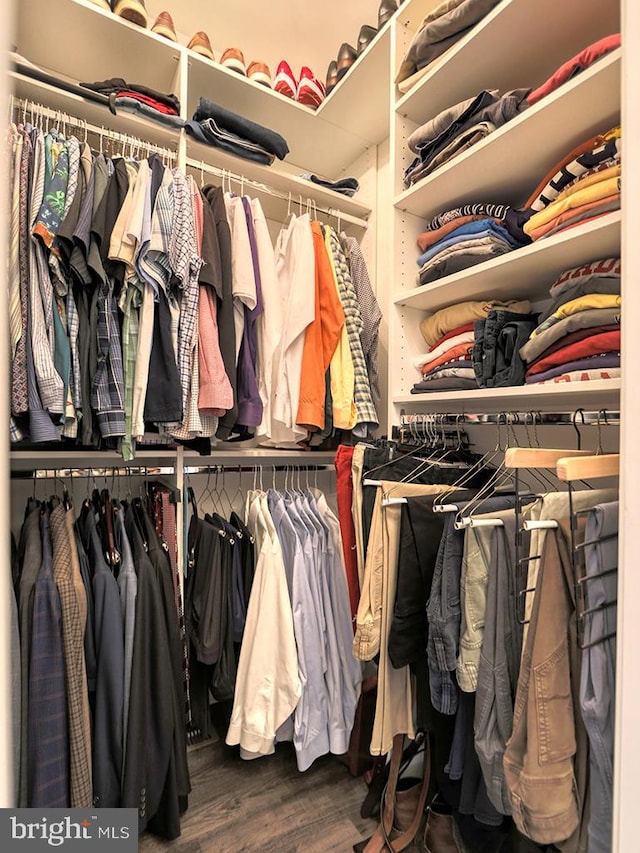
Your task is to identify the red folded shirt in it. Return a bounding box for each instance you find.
[528,324,620,364]
[526,329,621,376]
[428,323,475,353]
[116,90,179,115]
[528,34,621,106]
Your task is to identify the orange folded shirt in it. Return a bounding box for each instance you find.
[416,216,487,253]
[421,342,475,375]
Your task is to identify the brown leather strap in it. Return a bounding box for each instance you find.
[384,737,431,852]
[362,734,405,853]
[363,734,431,853]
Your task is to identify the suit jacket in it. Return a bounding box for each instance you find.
[16,499,42,807]
[122,503,182,840]
[132,500,190,809]
[65,508,93,793]
[79,503,124,808]
[28,509,69,807]
[50,503,92,807]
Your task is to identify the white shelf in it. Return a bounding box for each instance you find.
[314,25,391,153]
[185,26,391,175]
[184,143,371,228]
[392,379,621,412]
[9,449,179,471]
[16,0,183,97]
[8,73,372,230]
[395,0,620,124]
[183,449,337,467]
[395,49,621,218]
[9,448,338,471]
[10,71,182,152]
[394,211,621,311]
[16,0,391,178]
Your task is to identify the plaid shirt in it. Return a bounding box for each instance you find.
[143,170,182,432]
[90,160,126,439]
[342,235,382,420]
[327,228,378,431]
[29,129,64,414]
[170,170,200,427]
[91,277,126,437]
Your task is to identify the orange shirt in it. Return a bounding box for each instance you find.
[296,221,346,431]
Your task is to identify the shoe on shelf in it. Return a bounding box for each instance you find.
[247,61,272,88]
[221,47,247,75]
[151,10,177,42]
[112,0,148,28]
[297,66,325,109]
[187,31,215,62]
[89,0,111,11]
[274,60,297,99]
[325,59,338,95]
[336,42,358,80]
[378,0,398,28]
[357,24,378,54]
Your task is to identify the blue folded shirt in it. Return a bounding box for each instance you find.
[417,218,522,267]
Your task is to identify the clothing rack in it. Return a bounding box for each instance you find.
[184,156,367,229]
[184,464,332,475]
[11,466,176,479]
[397,410,621,427]
[10,94,178,162]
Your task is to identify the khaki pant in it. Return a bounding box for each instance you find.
[368,481,443,756]
[504,520,589,852]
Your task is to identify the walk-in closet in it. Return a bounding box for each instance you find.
[2,0,637,851]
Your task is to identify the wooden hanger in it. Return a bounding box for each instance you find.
[504,447,592,469]
[556,454,620,482]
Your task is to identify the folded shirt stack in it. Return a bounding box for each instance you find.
[414,204,532,285]
[519,257,621,385]
[523,125,621,241]
[527,34,621,107]
[81,77,184,128]
[185,96,289,165]
[404,87,530,188]
[412,298,532,393]
[396,0,499,93]
[300,174,360,197]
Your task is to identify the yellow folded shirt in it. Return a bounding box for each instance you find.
[554,162,621,203]
[531,293,621,338]
[525,175,621,235]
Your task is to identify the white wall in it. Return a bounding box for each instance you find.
[613,0,638,849]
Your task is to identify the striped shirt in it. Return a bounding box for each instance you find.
[326,228,378,432]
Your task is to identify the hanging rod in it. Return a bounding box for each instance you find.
[184,463,332,475]
[184,156,367,229]
[11,466,176,480]
[398,410,620,427]
[10,94,178,162]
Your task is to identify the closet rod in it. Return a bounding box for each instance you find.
[398,410,620,427]
[184,156,367,228]
[11,466,176,480]
[10,94,178,162]
[184,464,332,475]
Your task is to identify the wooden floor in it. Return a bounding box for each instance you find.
[138,737,378,853]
